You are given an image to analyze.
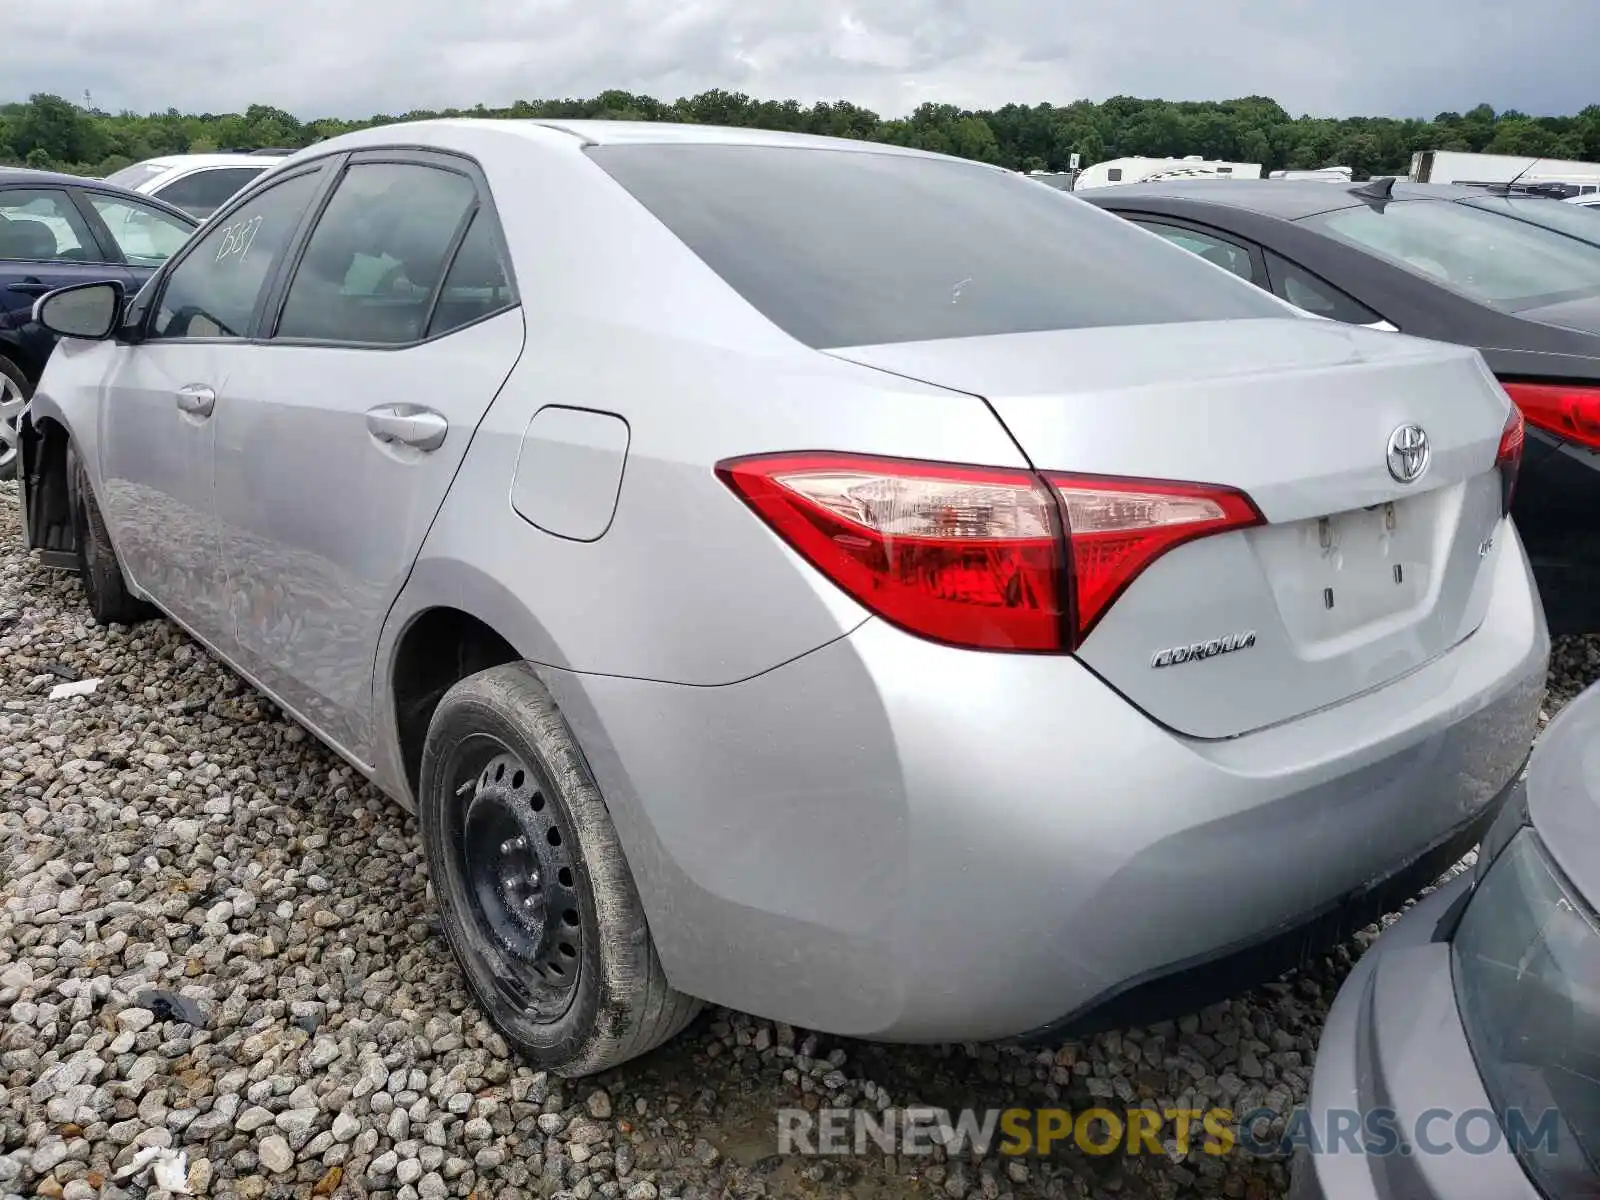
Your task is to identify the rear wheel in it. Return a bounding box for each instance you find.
[419,662,700,1076]
[69,447,155,625]
[0,356,30,482]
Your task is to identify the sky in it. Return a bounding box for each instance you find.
[10,0,1597,121]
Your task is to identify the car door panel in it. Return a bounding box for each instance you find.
[212,157,523,758]
[216,311,524,757]
[97,342,235,635]
[97,167,327,652]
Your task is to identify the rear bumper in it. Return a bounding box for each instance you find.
[1022,781,1514,1041]
[543,521,1548,1040]
[1289,873,1543,1200]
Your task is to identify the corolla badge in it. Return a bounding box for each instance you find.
[1151,631,1257,669]
[1386,424,1430,484]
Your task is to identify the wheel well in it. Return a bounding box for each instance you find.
[392,608,521,794]
[23,416,76,555]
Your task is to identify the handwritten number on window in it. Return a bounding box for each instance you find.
[214,214,264,265]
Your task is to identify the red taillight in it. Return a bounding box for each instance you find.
[1494,404,1525,515]
[1500,381,1600,451]
[1046,473,1264,641]
[717,452,1067,651]
[717,452,1262,653]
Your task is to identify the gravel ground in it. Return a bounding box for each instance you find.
[2,475,1596,1200]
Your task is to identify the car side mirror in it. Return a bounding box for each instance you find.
[32,280,126,342]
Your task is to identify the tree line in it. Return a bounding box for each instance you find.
[6,90,1600,181]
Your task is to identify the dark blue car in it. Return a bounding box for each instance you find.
[0,167,198,477]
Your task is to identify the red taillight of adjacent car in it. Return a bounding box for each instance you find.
[1494,404,1526,515]
[717,452,1262,652]
[1500,381,1600,451]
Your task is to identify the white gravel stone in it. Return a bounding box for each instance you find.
[258,1134,294,1174]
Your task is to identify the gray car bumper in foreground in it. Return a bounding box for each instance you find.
[1289,871,1543,1200]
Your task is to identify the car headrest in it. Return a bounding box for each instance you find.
[0,215,59,261]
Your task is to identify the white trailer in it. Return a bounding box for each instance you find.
[1072,156,1264,191]
[1410,150,1600,196]
[1268,166,1353,181]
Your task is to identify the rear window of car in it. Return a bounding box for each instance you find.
[586,143,1288,348]
[1299,199,1600,311]
[1461,194,1600,247]
[103,163,170,189]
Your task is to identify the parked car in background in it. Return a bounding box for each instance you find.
[1293,677,1600,1200]
[0,167,196,478]
[1568,193,1600,209]
[21,120,1546,1076]
[1085,179,1600,634]
[104,151,287,218]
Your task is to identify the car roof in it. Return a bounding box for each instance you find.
[0,165,197,219]
[0,165,129,190]
[284,117,987,167]
[1083,178,1486,220]
[133,153,286,170]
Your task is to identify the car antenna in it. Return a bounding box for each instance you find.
[1484,157,1541,197]
[1348,174,1396,206]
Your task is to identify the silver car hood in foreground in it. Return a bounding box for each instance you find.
[1526,681,1600,906]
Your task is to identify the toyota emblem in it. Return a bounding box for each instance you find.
[1386,424,1430,484]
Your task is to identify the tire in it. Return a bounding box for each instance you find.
[419,662,700,1076]
[69,447,156,625]
[0,355,30,483]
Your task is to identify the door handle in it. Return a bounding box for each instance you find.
[10,278,52,297]
[175,384,215,417]
[366,405,448,452]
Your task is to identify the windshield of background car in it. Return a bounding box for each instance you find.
[1462,194,1600,248]
[1300,198,1600,311]
[587,143,1289,348]
[103,163,170,189]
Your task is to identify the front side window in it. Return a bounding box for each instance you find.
[275,162,477,345]
[150,169,323,340]
[0,189,97,263]
[1133,220,1255,281]
[1300,199,1600,311]
[83,194,194,267]
[1261,249,1383,325]
[154,167,270,218]
[588,144,1286,349]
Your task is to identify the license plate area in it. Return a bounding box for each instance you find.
[1252,490,1448,647]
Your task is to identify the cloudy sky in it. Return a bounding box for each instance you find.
[11,0,1595,120]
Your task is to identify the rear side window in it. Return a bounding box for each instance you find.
[587,144,1286,348]
[1132,220,1255,282]
[83,194,194,267]
[426,210,515,338]
[0,189,97,262]
[275,162,478,345]
[1261,250,1383,325]
[155,167,268,217]
[1300,199,1600,311]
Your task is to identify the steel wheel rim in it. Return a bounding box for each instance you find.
[447,738,583,1019]
[0,374,25,475]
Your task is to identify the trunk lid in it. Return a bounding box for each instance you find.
[829,317,1515,739]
